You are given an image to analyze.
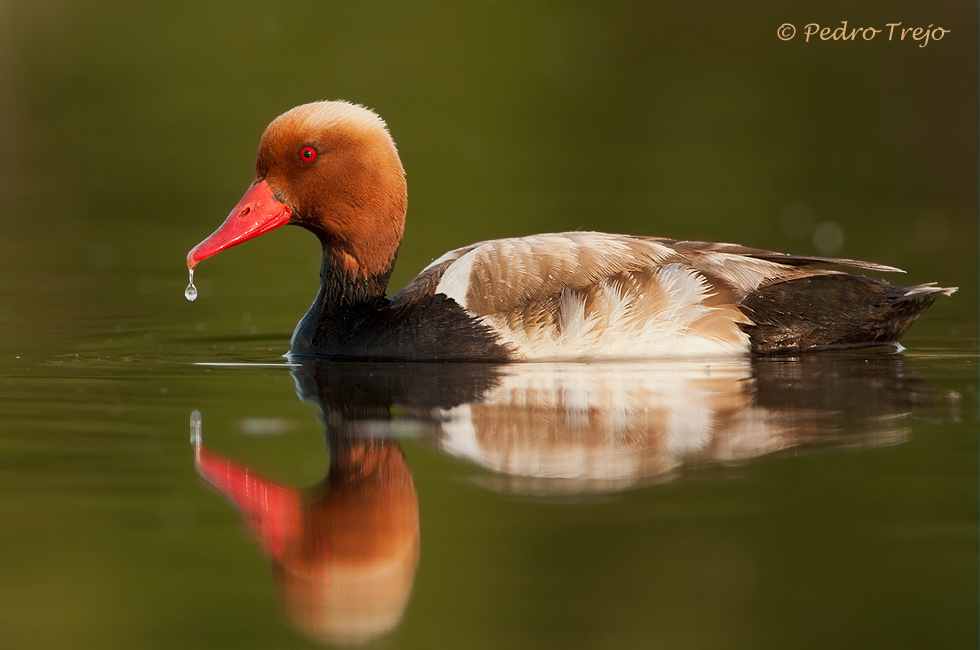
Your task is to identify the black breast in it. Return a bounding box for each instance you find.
[290,292,513,361]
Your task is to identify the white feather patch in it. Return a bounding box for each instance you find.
[483,264,749,359]
[429,233,756,359]
[695,252,790,293]
[434,247,477,309]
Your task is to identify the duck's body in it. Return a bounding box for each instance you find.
[187,101,953,361]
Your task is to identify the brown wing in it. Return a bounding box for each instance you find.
[399,233,820,358]
[644,237,905,273]
[393,232,866,317]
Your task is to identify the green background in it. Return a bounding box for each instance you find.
[2,0,975,349]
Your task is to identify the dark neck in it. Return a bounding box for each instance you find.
[289,250,396,357]
[317,250,395,310]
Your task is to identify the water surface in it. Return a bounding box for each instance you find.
[1,326,976,649]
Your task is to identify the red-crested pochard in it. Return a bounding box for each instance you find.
[187,101,954,360]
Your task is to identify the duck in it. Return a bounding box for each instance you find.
[186,100,955,361]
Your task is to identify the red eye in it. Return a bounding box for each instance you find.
[299,146,317,163]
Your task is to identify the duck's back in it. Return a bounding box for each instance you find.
[382,232,952,360]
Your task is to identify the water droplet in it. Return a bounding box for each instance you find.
[185,268,198,301]
[190,410,202,447]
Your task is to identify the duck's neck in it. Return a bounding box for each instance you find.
[289,249,396,356]
[320,248,395,308]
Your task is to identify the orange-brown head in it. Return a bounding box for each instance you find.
[187,101,408,280]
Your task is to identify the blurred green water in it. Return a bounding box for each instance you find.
[0,0,977,648]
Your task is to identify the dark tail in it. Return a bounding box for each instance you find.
[738,274,956,354]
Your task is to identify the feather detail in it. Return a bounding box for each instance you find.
[385,232,953,360]
[412,234,768,358]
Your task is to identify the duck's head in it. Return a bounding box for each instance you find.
[187,101,407,279]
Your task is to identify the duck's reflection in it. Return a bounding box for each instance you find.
[193,420,419,645]
[427,355,925,494]
[192,353,932,644]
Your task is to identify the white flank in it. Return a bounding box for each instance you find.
[429,233,765,359]
[434,247,477,309]
[484,264,749,359]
